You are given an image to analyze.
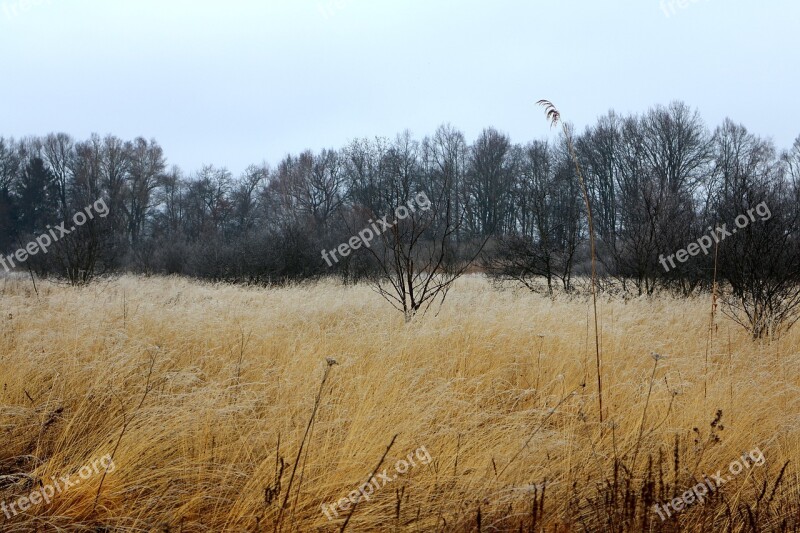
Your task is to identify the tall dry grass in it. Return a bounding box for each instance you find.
[1,275,799,531]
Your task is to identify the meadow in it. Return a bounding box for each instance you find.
[1,275,799,531]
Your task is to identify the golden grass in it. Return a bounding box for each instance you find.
[1,275,799,531]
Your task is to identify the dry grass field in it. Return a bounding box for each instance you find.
[1,275,799,532]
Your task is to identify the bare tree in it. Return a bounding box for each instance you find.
[126,137,166,245]
[100,134,131,240]
[232,164,269,232]
[464,128,517,237]
[42,132,74,219]
[358,133,486,322]
[423,124,469,245]
[784,135,800,183]
[712,123,800,338]
[46,138,111,285]
[577,112,620,248]
[486,138,582,294]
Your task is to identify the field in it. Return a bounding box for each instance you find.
[1,275,799,532]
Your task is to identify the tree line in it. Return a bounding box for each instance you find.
[1,101,799,332]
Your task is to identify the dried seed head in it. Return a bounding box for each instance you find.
[537,100,561,128]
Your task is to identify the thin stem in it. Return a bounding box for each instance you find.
[631,357,659,472]
[93,351,157,510]
[704,239,720,400]
[562,123,603,425]
[275,360,337,533]
[340,434,398,532]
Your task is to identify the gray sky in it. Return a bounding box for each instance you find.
[1,0,798,176]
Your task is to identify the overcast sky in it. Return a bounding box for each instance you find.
[1,0,797,176]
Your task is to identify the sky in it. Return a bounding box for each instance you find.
[1,0,798,176]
